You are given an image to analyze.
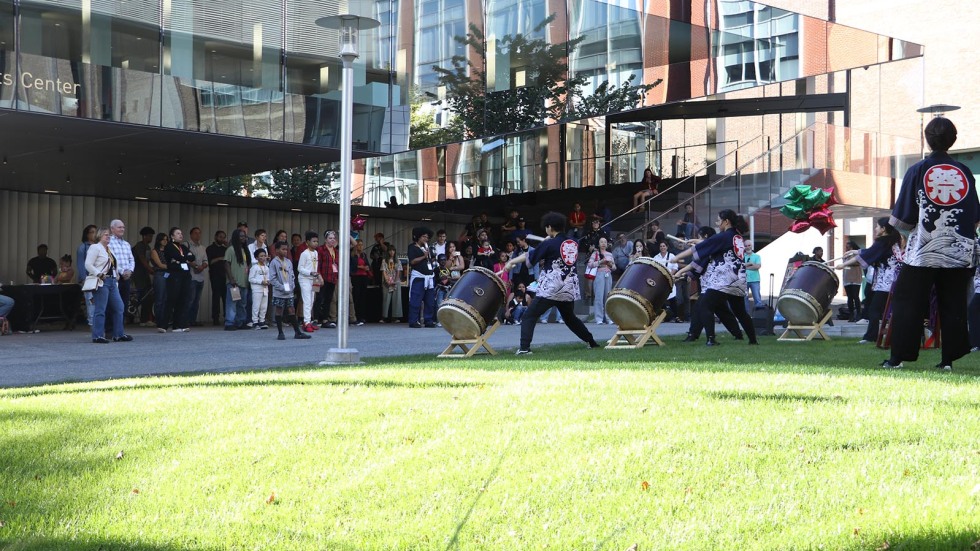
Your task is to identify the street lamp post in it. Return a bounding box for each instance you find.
[317,10,379,365]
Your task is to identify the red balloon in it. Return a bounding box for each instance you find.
[351,214,367,231]
[789,220,811,233]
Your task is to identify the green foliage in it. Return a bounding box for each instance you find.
[2,339,980,549]
[433,15,662,141]
[259,165,340,203]
[409,88,463,148]
[433,15,587,138]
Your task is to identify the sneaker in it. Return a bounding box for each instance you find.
[325,322,337,329]
[303,323,315,333]
[175,328,190,333]
[880,360,903,369]
[424,322,437,328]
[409,322,422,328]
[595,321,605,325]
[935,363,953,371]
[857,339,872,344]
[515,349,532,355]
[245,322,253,328]
[540,319,548,324]
[705,337,718,347]
[277,333,286,341]
[587,341,602,349]
[157,327,167,333]
[224,325,237,331]
[259,324,269,330]
[855,319,869,324]
[355,320,365,326]
[682,335,697,343]
[295,333,312,340]
[112,334,134,342]
[253,325,262,330]
[92,337,109,344]
[557,319,565,324]
[972,347,980,353]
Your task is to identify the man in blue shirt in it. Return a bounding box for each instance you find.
[743,240,763,310]
[882,117,979,370]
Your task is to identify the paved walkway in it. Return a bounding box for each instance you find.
[0,317,866,388]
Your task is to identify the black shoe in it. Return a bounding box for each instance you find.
[587,341,602,349]
[224,325,237,331]
[409,322,422,328]
[748,340,759,345]
[112,334,133,342]
[880,359,903,369]
[424,322,437,328]
[325,322,337,329]
[682,335,697,343]
[277,333,286,341]
[705,337,718,347]
[92,337,109,344]
[935,362,952,371]
[295,333,312,340]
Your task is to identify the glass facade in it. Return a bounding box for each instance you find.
[0,0,923,207]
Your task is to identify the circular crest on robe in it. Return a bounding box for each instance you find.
[923,164,969,206]
[559,239,578,266]
[732,234,745,260]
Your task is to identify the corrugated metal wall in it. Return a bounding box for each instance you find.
[0,190,465,322]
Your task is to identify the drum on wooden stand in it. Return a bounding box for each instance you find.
[776,261,839,325]
[605,258,674,330]
[437,267,508,339]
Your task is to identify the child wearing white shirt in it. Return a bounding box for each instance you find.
[248,250,271,329]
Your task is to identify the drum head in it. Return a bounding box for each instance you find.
[437,303,484,340]
[776,293,819,325]
[606,293,654,330]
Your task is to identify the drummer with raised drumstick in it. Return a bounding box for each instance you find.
[672,209,758,346]
[833,217,903,345]
[500,212,601,355]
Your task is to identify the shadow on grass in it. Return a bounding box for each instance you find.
[444,433,516,551]
[0,377,483,399]
[0,537,225,550]
[703,390,848,403]
[844,529,980,551]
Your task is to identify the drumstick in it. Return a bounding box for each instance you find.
[524,234,547,242]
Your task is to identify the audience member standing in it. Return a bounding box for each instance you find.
[351,240,370,325]
[841,240,863,322]
[223,229,252,330]
[85,227,132,344]
[743,240,763,310]
[297,231,320,332]
[316,231,339,328]
[108,219,136,326]
[587,237,615,324]
[160,227,194,333]
[206,230,228,326]
[186,227,209,326]
[268,241,311,340]
[150,233,169,330]
[132,227,156,327]
[380,246,403,323]
[248,249,271,330]
[76,225,98,325]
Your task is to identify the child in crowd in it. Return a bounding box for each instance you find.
[269,241,311,340]
[476,239,495,269]
[493,251,511,289]
[504,282,528,325]
[248,249,271,329]
[55,254,75,284]
[436,254,452,305]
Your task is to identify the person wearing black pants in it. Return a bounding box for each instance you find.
[883,117,979,370]
[501,212,600,354]
[836,218,903,344]
[841,240,863,321]
[160,227,195,332]
[684,292,745,341]
[672,209,756,346]
[206,231,228,325]
[968,271,980,351]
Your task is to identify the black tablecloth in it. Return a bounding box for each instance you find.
[0,284,83,332]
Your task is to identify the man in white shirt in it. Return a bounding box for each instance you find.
[107,219,135,329]
[433,229,448,256]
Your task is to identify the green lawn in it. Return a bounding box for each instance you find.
[1,338,979,550]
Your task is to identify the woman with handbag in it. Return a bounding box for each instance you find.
[84,227,133,344]
[380,246,403,323]
[587,237,615,324]
[447,241,465,283]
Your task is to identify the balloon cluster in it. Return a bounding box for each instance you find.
[780,184,837,234]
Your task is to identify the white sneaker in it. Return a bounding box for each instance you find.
[857,339,871,344]
[855,319,869,324]
[540,320,548,324]
[515,349,532,355]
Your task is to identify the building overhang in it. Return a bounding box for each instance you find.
[0,109,379,205]
[607,93,849,124]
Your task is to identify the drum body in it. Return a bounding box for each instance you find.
[605,258,673,330]
[437,267,507,339]
[776,261,840,325]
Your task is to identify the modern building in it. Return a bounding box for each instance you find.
[0,0,948,295]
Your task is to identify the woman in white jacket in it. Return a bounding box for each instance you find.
[85,227,132,344]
